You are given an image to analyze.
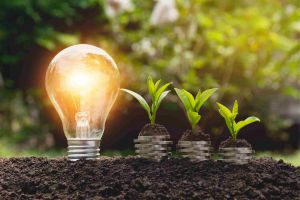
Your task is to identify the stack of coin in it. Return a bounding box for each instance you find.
[177,140,212,161]
[134,135,172,161]
[219,147,253,165]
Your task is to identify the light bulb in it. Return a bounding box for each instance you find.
[45,44,120,160]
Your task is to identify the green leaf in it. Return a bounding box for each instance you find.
[154,79,161,93]
[187,111,201,129]
[175,88,193,111]
[147,76,155,99]
[151,90,170,124]
[232,100,238,119]
[182,89,196,109]
[121,89,151,118]
[217,102,232,119]
[235,116,260,135]
[154,82,171,104]
[156,90,170,108]
[217,102,234,135]
[195,88,218,112]
[195,89,202,101]
[152,90,170,115]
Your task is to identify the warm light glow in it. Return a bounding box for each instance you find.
[46,44,120,139]
[46,44,120,160]
[65,70,95,93]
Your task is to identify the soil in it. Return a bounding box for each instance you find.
[179,127,210,141]
[139,123,170,136]
[0,157,299,199]
[219,138,252,148]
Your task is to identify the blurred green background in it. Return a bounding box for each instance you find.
[0,0,299,165]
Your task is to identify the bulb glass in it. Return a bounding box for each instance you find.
[46,44,120,142]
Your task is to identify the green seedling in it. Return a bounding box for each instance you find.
[121,77,172,124]
[217,100,260,140]
[174,88,218,132]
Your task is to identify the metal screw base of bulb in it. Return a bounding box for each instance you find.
[67,139,100,161]
[177,141,212,161]
[134,135,172,161]
[219,147,253,165]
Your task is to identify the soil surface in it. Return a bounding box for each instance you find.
[179,127,210,141]
[219,138,252,148]
[139,123,170,136]
[0,157,299,199]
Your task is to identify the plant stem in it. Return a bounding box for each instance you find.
[150,114,155,124]
[230,119,235,140]
[232,134,236,140]
[191,124,196,134]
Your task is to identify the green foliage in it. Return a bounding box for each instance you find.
[0,0,105,70]
[217,100,260,140]
[175,88,217,131]
[110,0,300,136]
[121,77,171,124]
[0,88,54,149]
[0,0,299,148]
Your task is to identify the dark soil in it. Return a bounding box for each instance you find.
[219,138,252,148]
[0,157,299,199]
[139,123,170,136]
[179,127,210,141]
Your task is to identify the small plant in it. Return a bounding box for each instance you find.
[217,100,260,140]
[174,88,218,132]
[121,76,172,124]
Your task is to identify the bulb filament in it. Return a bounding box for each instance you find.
[75,112,90,138]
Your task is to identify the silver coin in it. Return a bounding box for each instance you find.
[178,141,211,145]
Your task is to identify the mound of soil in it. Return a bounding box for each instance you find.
[0,157,299,199]
[179,128,210,141]
[139,123,170,136]
[219,138,252,148]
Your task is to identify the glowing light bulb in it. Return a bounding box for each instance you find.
[45,44,120,160]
